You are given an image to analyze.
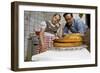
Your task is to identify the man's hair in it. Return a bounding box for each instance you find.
[53,13,61,18]
[63,13,73,17]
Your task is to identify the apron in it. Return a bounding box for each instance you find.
[44,21,59,49]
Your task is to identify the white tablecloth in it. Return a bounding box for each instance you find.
[32,48,91,61]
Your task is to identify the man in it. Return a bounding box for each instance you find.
[63,13,88,35]
[39,13,61,52]
[62,13,90,51]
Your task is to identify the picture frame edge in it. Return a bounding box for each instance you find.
[11,1,98,71]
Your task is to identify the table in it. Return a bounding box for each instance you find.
[32,46,91,61]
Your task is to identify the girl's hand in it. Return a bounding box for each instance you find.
[39,44,47,53]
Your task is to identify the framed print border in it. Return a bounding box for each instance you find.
[11,1,98,71]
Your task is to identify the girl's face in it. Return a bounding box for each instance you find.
[52,15,61,25]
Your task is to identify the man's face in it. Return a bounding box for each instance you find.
[52,15,61,25]
[64,14,73,26]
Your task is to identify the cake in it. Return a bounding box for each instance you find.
[53,33,83,47]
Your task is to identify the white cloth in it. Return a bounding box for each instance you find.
[32,48,91,61]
